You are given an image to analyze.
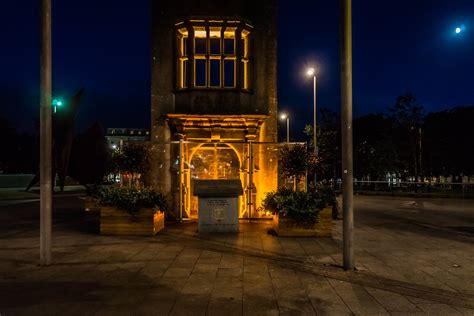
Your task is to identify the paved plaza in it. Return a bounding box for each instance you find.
[0,195,473,315]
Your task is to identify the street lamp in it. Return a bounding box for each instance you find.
[307,67,317,182]
[280,113,290,143]
[341,0,354,271]
[52,98,64,113]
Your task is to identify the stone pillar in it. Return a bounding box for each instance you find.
[151,2,175,213]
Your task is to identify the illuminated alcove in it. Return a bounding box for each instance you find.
[186,143,246,218]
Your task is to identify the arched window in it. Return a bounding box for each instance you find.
[176,20,252,91]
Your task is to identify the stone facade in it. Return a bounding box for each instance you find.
[150,0,278,218]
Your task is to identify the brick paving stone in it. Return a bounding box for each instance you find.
[415,302,463,315]
[182,274,214,295]
[155,277,188,293]
[146,285,180,301]
[220,254,244,269]
[209,286,243,315]
[214,276,243,288]
[267,265,298,281]
[170,294,209,315]
[453,305,474,315]
[196,253,222,268]
[135,300,176,316]
[162,267,193,278]
[192,262,219,276]
[276,298,316,316]
[365,287,422,313]
[1,196,474,315]
[217,267,242,278]
[207,299,243,316]
[296,272,352,315]
[327,279,390,315]
[243,294,279,316]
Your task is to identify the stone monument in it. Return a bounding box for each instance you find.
[193,180,243,233]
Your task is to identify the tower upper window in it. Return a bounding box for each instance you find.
[176,20,252,91]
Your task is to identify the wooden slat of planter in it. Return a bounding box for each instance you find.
[81,197,101,212]
[274,207,333,237]
[100,207,164,236]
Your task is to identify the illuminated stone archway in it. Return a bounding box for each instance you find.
[164,114,277,220]
[186,143,245,218]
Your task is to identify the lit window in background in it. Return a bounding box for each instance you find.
[176,21,251,89]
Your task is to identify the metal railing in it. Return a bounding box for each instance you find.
[335,180,474,198]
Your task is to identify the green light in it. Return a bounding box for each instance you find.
[52,98,64,113]
[52,99,63,106]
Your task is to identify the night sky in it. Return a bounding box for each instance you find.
[1,0,473,135]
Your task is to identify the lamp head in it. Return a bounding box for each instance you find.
[307,67,316,77]
[280,113,288,120]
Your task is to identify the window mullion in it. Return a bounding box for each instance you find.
[235,27,243,90]
[220,26,225,88]
[190,26,195,88]
[206,24,210,88]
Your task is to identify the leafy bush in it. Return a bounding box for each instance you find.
[110,143,150,174]
[280,144,319,182]
[109,143,150,187]
[316,185,337,207]
[98,186,167,214]
[262,185,335,225]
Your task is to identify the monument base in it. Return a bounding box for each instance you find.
[197,197,239,233]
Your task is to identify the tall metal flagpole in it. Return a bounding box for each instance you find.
[341,0,354,270]
[40,0,52,266]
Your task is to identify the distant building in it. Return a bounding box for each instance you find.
[105,128,150,151]
[150,0,278,219]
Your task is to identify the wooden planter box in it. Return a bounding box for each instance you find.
[81,197,100,212]
[273,207,333,237]
[100,206,164,236]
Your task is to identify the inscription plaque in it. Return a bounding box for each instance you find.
[193,180,243,233]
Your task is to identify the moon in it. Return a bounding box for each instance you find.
[455,27,462,34]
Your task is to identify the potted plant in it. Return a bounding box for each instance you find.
[264,143,335,236]
[263,185,335,237]
[98,186,167,236]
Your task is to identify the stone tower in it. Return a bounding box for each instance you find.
[150,0,278,219]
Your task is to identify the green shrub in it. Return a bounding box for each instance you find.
[262,185,335,225]
[98,186,167,215]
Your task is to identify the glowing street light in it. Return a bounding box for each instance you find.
[306,66,317,182]
[280,113,290,143]
[52,98,64,113]
[455,27,462,34]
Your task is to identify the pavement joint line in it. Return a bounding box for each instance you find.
[0,194,86,202]
[160,229,474,310]
[412,221,474,238]
[372,210,474,239]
